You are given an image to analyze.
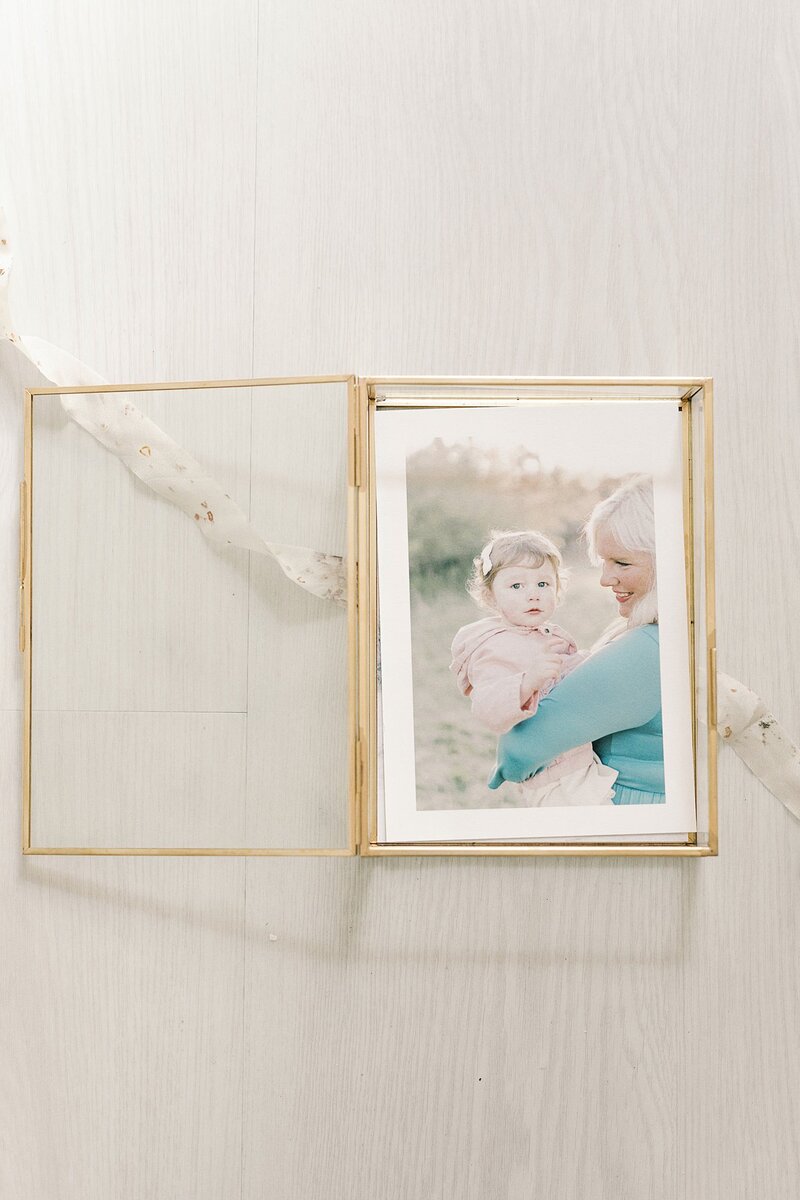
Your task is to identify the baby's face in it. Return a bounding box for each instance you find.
[490,562,558,628]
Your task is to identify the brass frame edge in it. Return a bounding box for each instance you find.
[365,376,710,388]
[23,847,357,857]
[18,481,26,653]
[26,374,354,397]
[356,377,377,853]
[704,380,719,854]
[361,843,714,858]
[682,398,697,762]
[22,392,33,853]
[346,375,360,855]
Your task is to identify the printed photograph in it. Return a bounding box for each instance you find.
[375,402,697,843]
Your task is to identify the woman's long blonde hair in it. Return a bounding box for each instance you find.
[583,475,657,648]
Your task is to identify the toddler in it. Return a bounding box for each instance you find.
[450,530,617,806]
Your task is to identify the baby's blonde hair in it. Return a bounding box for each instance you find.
[467,529,567,612]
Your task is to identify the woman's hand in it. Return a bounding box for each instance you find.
[488,717,542,786]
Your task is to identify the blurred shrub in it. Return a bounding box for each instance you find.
[408,438,620,600]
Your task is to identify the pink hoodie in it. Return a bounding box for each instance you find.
[450,615,582,736]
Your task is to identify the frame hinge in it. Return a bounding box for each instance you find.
[353,731,365,853]
[357,733,366,800]
[349,375,368,490]
[351,413,362,489]
[709,643,717,730]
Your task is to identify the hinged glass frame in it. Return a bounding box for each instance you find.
[21,375,716,857]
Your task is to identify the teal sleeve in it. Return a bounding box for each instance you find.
[488,626,661,787]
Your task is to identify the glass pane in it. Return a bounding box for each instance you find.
[29,381,351,851]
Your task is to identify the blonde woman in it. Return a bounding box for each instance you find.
[488,476,664,805]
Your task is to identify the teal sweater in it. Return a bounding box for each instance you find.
[488,624,664,804]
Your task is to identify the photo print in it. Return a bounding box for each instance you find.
[374,401,697,843]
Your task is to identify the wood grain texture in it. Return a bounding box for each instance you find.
[677,2,800,1194]
[0,716,248,1200]
[2,1,800,1199]
[2,0,259,382]
[31,711,248,847]
[2,4,256,1198]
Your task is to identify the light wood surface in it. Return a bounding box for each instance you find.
[3,2,800,1199]
[31,711,248,847]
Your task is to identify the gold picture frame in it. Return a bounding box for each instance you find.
[355,377,717,858]
[20,375,716,857]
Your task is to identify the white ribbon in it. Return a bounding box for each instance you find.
[716,671,800,820]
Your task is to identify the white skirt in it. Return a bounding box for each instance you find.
[516,752,618,807]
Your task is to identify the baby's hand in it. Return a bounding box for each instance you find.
[522,651,565,697]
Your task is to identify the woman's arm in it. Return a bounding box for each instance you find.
[488,625,661,787]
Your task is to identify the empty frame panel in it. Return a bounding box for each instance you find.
[24,378,355,854]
